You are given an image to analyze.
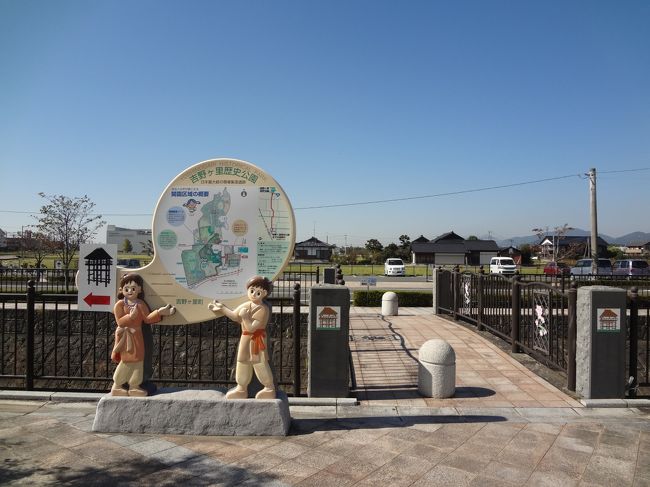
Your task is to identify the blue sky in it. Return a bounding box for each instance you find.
[1,0,649,248]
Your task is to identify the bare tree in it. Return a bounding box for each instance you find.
[140,239,154,257]
[33,193,105,290]
[20,230,50,269]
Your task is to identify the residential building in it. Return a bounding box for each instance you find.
[294,237,335,262]
[539,235,608,259]
[410,231,499,265]
[625,242,650,256]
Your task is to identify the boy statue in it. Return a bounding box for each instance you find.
[208,276,276,399]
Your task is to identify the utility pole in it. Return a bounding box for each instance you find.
[588,168,598,274]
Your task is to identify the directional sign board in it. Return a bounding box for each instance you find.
[120,158,296,325]
[360,277,377,286]
[77,244,118,312]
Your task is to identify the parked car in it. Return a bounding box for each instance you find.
[570,258,612,276]
[612,259,650,277]
[117,258,141,269]
[384,258,405,276]
[543,261,570,276]
[489,257,517,275]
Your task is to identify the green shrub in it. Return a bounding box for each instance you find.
[352,290,432,307]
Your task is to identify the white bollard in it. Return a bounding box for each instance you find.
[381,292,398,316]
[418,339,456,398]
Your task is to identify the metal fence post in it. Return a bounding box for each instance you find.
[477,272,484,332]
[629,286,639,398]
[452,265,460,321]
[316,266,320,284]
[26,280,35,390]
[293,283,301,397]
[511,275,520,353]
[567,282,578,391]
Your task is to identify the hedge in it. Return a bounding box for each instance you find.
[352,290,433,307]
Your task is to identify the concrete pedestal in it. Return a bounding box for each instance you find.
[418,339,456,398]
[92,388,291,436]
[382,292,398,316]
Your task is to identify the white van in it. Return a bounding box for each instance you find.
[489,257,517,275]
[384,258,405,276]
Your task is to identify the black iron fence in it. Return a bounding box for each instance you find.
[0,267,321,296]
[1,281,310,395]
[0,268,79,293]
[438,267,650,396]
[438,268,577,390]
[628,288,650,395]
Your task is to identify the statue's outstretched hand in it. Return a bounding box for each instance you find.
[158,304,176,317]
[208,301,223,313]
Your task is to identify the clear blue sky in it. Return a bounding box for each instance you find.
[1,0,649,247]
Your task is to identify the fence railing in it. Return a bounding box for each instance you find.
[288,263,433,279]
[437,267,650,396]
[628,288,650,395]
[0,268,79,293]
[0,267,321,296]
[437,268,577,391]
[1,281,309,395]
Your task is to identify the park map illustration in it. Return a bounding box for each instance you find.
[155,185,292,300]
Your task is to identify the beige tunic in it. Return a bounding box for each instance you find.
[234,301,270,363]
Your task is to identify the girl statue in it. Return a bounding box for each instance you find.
[110,273,175,397]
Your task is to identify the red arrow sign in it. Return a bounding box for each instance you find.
[84,293,111,307]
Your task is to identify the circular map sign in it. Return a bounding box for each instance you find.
[119,158,296,325]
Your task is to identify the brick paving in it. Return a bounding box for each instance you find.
[2,307,650,486]
[350,308,581,409]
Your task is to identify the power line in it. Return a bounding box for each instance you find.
[1,167,649,216]
[293,173,582,210]
[600,167,650,175]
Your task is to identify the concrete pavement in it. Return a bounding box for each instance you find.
[2,308,650,486]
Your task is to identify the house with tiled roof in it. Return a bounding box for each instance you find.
[410,231,499,265]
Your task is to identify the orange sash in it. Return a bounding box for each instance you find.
[242,329,266,355]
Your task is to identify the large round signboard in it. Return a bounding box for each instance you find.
[118,158,296,325]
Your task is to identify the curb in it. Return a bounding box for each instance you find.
[0,390,358,406]
[580,398,650,408]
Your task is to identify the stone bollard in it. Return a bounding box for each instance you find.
[418,339,456,398]
[381,292,398,316]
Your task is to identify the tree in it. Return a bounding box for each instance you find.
[382,243,400,262]
[398,234,411,261]
[365,238,384,264]
[122,239,133,253]
[606,245,625,261]
[467,235,479,241]
[141,239,154,257]
[519,244,533,266]
[34,193,105,290]
[21,230,50,269]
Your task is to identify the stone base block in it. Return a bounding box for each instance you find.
[418,362,456,398]
[92,388,291,436]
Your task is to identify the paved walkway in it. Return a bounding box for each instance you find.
[349,308,580,408]
[2,308,650,486]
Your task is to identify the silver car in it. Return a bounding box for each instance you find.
[612,259,650,277]
[570,258,612,276]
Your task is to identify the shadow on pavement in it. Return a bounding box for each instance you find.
[0,439,284,487]
[354,386,496,401]
[290,414,508,435]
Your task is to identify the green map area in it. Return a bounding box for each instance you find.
[181,188,243,287]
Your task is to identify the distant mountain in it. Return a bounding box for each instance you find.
[496,229,650,248]
[608,232,650,245]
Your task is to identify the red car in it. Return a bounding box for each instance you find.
[543,261,570,276]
